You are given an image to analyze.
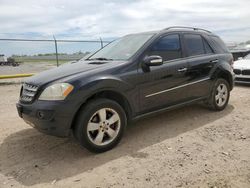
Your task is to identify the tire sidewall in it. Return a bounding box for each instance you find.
[212,79,230,111]
[75,98,127,153]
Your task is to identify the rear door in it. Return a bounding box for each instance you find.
[182,33,218,98]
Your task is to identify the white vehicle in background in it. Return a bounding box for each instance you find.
[0,54,7,64]
[233,53,250,84]
[0,54,20,66]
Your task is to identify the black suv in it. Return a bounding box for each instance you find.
[17,26,234,153]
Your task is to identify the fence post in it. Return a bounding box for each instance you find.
[100,37,103,48]
[53,35,59,67]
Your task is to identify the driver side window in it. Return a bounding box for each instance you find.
[148,34,182,62]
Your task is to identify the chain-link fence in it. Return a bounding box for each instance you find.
[0,37,111,77]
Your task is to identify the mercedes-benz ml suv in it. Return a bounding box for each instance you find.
[17,26,234,153]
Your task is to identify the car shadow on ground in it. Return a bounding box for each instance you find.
[0,104,234,186]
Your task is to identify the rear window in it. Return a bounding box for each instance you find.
[209,36,229,53]
[183,34,205,56]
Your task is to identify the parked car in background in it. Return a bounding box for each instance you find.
[17,26,234,153]
[0,54,7,64]
[233,53,250,83]
[0,54,20,66]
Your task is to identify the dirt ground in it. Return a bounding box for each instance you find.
[0,83,249,188]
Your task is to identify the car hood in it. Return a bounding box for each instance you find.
[234,59,250,69]
[25,60,126,86]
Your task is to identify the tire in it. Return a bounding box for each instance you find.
[205,78,230,111]
[73,98,127,153]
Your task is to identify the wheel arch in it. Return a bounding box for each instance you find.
[211,62,234,90]
[216,71,233,90]
[71,89,133,130]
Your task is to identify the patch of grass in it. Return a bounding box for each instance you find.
[15,58,70,65]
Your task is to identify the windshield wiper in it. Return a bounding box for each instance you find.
[88,57,113,61]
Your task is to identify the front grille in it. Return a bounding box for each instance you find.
[235,77,250,82]
[242,69,250,75]
[233,69,241,75]
[20,83,38,103]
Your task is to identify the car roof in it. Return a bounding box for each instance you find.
[129,26,217,37]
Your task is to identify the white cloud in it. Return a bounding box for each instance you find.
[0,0,249,42]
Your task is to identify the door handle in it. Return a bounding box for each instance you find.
[210,59,219,63]
[178,67,188,72]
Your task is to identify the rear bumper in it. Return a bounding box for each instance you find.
[16,100,78,137]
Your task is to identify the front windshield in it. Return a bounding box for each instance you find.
[88,33,154,61]
[244,54,250,60]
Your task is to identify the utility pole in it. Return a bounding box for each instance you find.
[100,37,103,48]
[53,35,59,67]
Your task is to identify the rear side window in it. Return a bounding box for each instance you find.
[149,34,182,61]
[209,36,229,53]
[183,34,205,56]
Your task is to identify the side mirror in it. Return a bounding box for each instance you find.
[143,55,163,66]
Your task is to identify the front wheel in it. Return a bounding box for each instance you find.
[205,78,230,111]
[74,98,127,153]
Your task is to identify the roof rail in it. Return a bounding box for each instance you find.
[164,26,211,33]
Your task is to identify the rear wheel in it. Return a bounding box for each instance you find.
[74,98,127,153]
[205,78,230,111]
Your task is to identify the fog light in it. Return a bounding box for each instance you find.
[37,111,45,119]
[36,110,54,120]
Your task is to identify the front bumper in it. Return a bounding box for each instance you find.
[234,75,250,84]
[16,100,78,137]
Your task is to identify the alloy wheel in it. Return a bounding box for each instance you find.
[215,83,228,107]
[87,108,121,146]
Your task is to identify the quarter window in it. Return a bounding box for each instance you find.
[149,34,182,61]
[203,39,213,54]
[210,36,229,53]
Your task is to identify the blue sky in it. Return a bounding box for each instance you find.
[0,0,250,56]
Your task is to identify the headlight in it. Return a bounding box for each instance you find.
[39,83,74,101]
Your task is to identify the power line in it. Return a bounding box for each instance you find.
[0,38,111,43]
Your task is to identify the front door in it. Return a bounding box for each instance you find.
[137,34,190,113]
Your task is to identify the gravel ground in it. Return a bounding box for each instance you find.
[0,84,249,188]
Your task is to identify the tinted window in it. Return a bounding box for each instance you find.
[149,34,182,61]
[152,35,180,51]
[184,34,205,56]
[210,36,230,53]
[203,39,213,54]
